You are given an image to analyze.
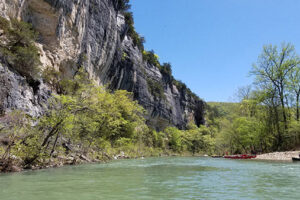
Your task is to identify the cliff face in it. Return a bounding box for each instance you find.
[0,0,205,129]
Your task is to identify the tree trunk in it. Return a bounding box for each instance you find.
[279,91,288,131]
[296,92,299,121]
[42,120,63,147]
[50,132,60,157]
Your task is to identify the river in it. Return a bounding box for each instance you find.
[0,157,299,199]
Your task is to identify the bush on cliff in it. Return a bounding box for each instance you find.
[0,68,149,168]
[143,50,160,67]
[0,17,41,81]
[160,62,172,77]
[124,12,145,51]
[147,78,166,100]
[117,0,131,11]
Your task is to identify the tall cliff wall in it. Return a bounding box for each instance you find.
[0,0,205,130]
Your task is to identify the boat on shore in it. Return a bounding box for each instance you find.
[223,154,256,159]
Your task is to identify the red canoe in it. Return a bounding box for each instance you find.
[223,154,256,159]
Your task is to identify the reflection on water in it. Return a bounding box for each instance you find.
[0,157,300,200]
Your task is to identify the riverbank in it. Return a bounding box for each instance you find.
[254,151,300,161]
[0,149,199,173]
[0,150,155,173]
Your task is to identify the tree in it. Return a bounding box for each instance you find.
[251,43,298,134]
[236,85,252,101]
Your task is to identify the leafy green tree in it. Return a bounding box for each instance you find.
[164,127,183,152]
[251,43,299,146]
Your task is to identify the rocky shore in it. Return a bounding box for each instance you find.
[255,151,300,161]
[0,151,133,173]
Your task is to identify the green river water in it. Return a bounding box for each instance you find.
[0,157,300,200]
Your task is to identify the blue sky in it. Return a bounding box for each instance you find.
[130,0,300,102]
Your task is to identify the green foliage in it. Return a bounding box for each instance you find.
[1,68,152,169]
[202,44,300,154]
[39,68,149,160]
[42,66,61,91]
[117,0,131,11]
[152,130,166,148]
[124,12,145,51]
[0,17,40,80]
[142,50,160,67]
[160,62,172,76]
[0,111,44,166]
[206,102,273,154]
[122,52,129,61]
[286,120,300,149]
[172,79,201,101]
[185,125,214,154]
[42,66,92,95]
[147,78,165,100]
[157,124,215,154]
[164,127,183,152]
[249,43,300,150]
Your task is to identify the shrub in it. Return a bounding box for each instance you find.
[143,50,160,67]
[0,111,44,167]
[122,52,129,61]
[0,17,40,80]
[117,0,131,11]
[164,127,183,152]
[160,62,172,76]
[124,12,145,51]
[147,78,165,100]
[42,66,61,91]
[40,69,147,151]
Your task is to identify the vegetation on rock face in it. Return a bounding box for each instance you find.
[0,17,40,81]
[147,78,165,100]
[123,11,145,51]
[121,2,201,103]
[117,0,145,51]
[160,62,172,77]
[143,50,160,67]
[117,0,131,11]
[0,68,208,172]
[142,49,201,101]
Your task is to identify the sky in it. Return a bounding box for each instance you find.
[130,0,300,102]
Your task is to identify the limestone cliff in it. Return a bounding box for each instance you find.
[0,0,205,130]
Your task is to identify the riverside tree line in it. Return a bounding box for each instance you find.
[208,43,300,154]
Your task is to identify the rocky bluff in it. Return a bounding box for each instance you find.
[0,0,205,130]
